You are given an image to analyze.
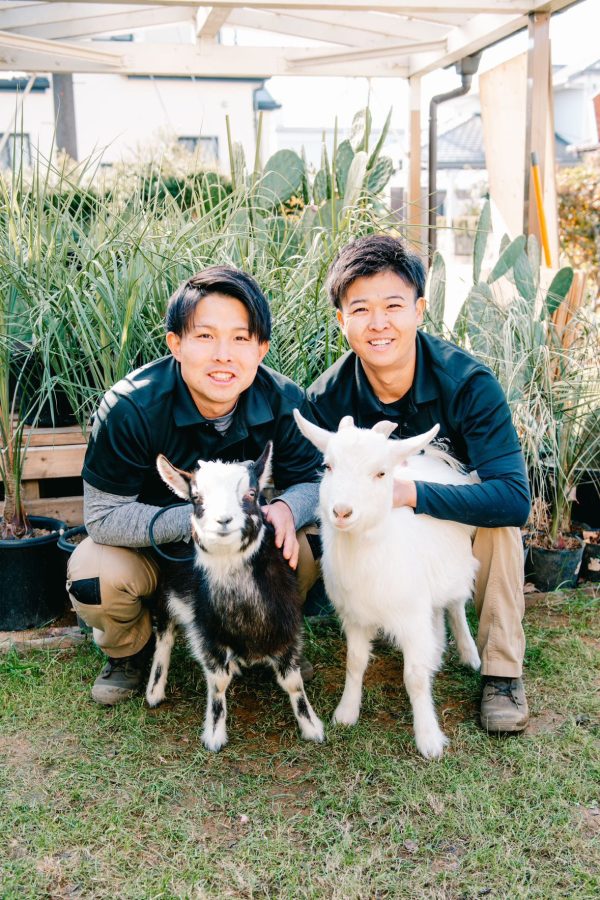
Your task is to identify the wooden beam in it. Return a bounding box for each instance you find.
[5,6,195,40]
[0,29,123,67]
[0,41,409,76]
[289,39,446,68]
[196,6,231,38]
[39,1,533,12]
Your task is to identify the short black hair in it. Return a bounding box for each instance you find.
[165,265,271,342]
[326,235,426,310]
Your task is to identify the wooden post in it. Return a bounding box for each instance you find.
[407,75,424,255]
[524,11,559,263]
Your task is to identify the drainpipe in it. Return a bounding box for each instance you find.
[428,52,481,260]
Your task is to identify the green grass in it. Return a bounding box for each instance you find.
[1,589,599,899]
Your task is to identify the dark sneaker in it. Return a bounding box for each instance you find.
[300,655,315,683]
[480,676,529,733]
[91,635,155,706]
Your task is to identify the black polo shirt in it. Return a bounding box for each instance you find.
[308,331,530,528]
[83,356,322,507]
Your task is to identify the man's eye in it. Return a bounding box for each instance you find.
[374,471,386,479]
[235,335,251,342]
[197,333,212,339]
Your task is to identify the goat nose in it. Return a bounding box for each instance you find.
[333,504,353,520]
[217,515,233,526]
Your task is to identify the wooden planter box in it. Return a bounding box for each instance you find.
[0,425,87,526]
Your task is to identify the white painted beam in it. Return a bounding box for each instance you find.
[196,7,231,38]
[3,7,195,40]
[0,40,409,77]
[39,1,533,14]
[0,29,123,66]
[289,40,447,69]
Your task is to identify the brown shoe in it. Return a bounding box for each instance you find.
[480,676,529,733]
[299,656,315,683]
[91,635,155,706]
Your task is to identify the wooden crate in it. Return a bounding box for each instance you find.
[1,425,88,526]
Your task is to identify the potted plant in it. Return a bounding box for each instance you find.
[0,296,68,630]
[425,201,600,590]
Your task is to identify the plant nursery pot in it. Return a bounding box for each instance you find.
[57,526,92,633]
[580,532,600,583]
[0,516,69,631]
[525,534,585,592]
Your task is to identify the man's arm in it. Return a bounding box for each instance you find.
[83,482,191,547]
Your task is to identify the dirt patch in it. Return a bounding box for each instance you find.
[0,734,38,767]
[526,710,568,735]
[577,805,600,837]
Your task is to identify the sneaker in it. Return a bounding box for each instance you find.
[480,676,529,733]
[91,635,155,706]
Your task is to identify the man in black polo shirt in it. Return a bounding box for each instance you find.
[67,266,321,705]
[308,235,531,734]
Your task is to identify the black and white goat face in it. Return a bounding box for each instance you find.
[157,442,273,555]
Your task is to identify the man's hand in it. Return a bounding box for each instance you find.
[393,479,417,509]
[262,500,299,569]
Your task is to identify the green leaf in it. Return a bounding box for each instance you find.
[367,107,392,170]
[366,157,394,195]
[350,109,372,153]
[334,140,354,196]
[545,267,574,318]
[513,251,536,302]
[254,149,305,210]
[487,235,527,284]
[313,169,329,205]
[472,200,491,284]
[426,251,446,336]
[342,151,368,212]
[527,233,541,292]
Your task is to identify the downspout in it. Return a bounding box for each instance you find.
[428,52,482,260]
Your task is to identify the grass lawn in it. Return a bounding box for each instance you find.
[1,588,598,899]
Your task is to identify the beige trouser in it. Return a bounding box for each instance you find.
[67,527,320,659]
[68,525,525,677]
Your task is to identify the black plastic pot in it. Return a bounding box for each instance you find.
[0,516,69,630]
[580,534,600,583]
[525,534,585,592]
[57,525,88,555]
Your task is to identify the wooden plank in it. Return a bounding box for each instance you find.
[22,482,41,500]
[524,11,551,244]
[407,75,425,255]
[0,496,84,526]
[22,425,88,448]
[20,445,87,480]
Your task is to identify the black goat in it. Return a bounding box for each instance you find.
[146,441,324,751]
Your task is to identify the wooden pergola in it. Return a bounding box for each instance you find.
[0,0,581,250]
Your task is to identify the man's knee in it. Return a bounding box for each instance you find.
[296,525,322,601]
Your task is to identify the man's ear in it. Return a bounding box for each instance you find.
[166,331,182,361]
[416,296,426,324]
[258,340,270,364]
[336,308,348,337]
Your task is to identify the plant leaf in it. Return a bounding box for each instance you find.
[472,200,491,284]
[487,235,526,284]
[545,267,574,318]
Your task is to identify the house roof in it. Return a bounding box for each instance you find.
[424,112,580,169]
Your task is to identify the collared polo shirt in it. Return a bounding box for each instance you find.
[308,331,530,528]
[83,356,322,508]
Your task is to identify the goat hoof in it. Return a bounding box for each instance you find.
[202,733,228,753]
[301,718,325,743]
[145,691,165,708]
[415,729,449,760]
[332,704,360,727]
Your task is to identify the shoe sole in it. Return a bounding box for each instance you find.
[480,715,530,734]
[91,686,137,706]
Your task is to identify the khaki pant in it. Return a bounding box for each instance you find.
[68,525,525,677]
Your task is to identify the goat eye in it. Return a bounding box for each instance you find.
[244,489,257,501]
[323,463,332,472]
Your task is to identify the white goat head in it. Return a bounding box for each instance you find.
[294,410,439,532]
[156,442,273,555]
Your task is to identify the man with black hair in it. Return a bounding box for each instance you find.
[308,235,531,734]
[68,266,321,705]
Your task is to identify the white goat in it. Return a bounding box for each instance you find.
[294,411,480,759]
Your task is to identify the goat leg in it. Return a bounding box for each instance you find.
[271,653,324,743]
[446,600,480,670]
[332,624,376,726]
[201,663,233,752]
[401,628,448,759]
[146,619,177,707]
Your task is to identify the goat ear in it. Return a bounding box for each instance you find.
[372,420,398,439]
[338,415,354,430]
[390,425,440,461]
[156,454,193,500]
[293,408,330,453]
[253,441,273,491]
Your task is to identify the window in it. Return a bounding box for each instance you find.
[177,135,219,166]
[0,133,32,169]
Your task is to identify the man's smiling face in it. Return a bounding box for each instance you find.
[166,293,269,418]
[337,270,425,381]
